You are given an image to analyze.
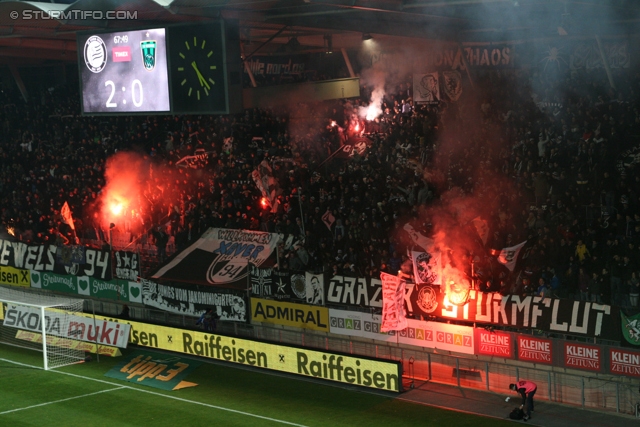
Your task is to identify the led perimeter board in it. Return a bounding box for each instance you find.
[77,21,242,115]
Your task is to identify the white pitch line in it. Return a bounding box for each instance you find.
[0,358,309,427]
[0,386,125,415]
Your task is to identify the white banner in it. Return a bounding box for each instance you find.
[413,72,440,104]
[329,308,397,342]
[3,303,131,348]
[305,272,325,305]
[411,251,442,285]
[397,318,474,355]
[328,308,474,354]
[380,272,407,332]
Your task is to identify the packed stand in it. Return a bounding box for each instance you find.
[0,66,639,308]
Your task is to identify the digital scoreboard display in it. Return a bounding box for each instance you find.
[78,28,171,114]
[77,21,242,115]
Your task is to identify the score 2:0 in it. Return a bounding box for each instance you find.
[104,79,143,108]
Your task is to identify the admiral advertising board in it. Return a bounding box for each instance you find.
[251,298,329,332]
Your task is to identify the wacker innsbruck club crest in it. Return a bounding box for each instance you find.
[141,40,157,71]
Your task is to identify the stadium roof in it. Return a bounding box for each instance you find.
[0,0,637,65]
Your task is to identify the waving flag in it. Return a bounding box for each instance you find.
[61,201,75,230]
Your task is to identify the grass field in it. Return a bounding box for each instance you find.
[0,344,513,427]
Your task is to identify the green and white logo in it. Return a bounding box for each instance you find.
[621,311,640,345]
[141,40,157,71]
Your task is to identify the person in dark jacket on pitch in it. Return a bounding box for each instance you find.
[510,380,537,421]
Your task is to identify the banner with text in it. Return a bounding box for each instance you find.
[141,279,246,322]
[30,271,141,304]
[113,250,140,281]
[475,329,514,359]
[251,297,329,332]
[0,266,30,287]
[153,228,279,289]
[69,311,401,392]
[406,285,620,339]
[0,239,111,280]
[325,275,382,310]
[3,303,130,348]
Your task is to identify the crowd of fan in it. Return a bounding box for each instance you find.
[0,65,639,308]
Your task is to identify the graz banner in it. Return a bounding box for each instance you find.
[517,336,553,365]
[406,285,620,339]
[325,275,382,309]
[141,279,247,322]
[329,308,397,342]
[152,228,279,289]
[398,318,474,355]
[113,250,140,281]
[3,303,131,348]
[250,265,324,306]
[0,239,111,280]
[251,298,329,332]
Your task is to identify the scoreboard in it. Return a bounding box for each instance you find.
[77,21,241,115]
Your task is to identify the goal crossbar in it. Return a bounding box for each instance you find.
[0,285,86,370]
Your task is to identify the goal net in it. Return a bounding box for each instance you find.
[0,286,86,370]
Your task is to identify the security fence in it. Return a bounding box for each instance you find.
[92,300,640,417]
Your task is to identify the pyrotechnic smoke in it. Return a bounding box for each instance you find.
[98,151,149,232]
[358,67,386,121]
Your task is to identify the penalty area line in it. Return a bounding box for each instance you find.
[0,386,125,415]
[0,358,309,427]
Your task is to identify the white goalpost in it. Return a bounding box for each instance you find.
[0,286,86,370]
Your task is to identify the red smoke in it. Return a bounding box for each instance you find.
[97,152,149,233]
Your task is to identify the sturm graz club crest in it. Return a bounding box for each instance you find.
[416,252,437,284]
[416,285,438,314]
[141,40,157,71]
[84,35,107,73]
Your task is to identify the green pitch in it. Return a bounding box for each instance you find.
[0,345,512,427]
